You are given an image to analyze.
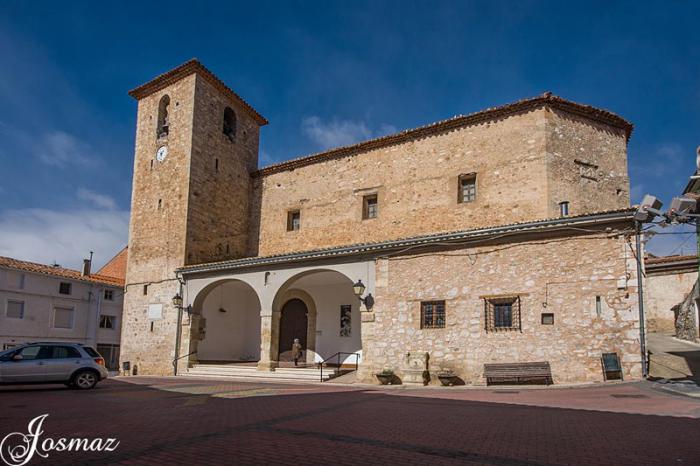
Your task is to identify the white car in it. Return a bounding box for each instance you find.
[0,342,109,389]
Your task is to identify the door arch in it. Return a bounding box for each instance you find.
[278,298,308,361]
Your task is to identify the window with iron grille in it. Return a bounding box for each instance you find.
[421,301,445,329]
[363,194,378,219]
[59,282,72,295]
[484,296,521,332]
[287,210,301,231]
[458,173,477,203]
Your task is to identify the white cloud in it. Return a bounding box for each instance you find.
[76,188,118,210]
[33,130,95,167]
[0,207,129,271]
[302,116,397,150]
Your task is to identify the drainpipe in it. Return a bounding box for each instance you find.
[635,221,648,378]
[173,273,184,376]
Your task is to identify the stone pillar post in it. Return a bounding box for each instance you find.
[257,310,280,371]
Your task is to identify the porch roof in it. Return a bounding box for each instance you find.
[178,209,635,276]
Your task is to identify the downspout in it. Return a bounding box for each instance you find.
[635,221,648,377]
[173,272,184,376]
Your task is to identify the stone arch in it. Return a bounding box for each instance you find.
[156,95,170,139]
[270,269,360,366]
[188,278,261,364]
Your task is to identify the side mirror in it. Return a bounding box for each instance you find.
[12,354,23,361]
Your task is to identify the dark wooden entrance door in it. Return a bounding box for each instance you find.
[278,299,308,359]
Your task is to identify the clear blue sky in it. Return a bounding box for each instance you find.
[1,1,698,269]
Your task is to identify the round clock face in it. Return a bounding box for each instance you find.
[156,146,168,162]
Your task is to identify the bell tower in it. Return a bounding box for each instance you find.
[120,60,267,375]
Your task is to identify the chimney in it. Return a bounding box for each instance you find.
[82,258,91,277]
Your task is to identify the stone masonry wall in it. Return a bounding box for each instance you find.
[251,106,629,257]
[185,75,260,265]
[251,108,549,256]
[646,270,698,334]
[358,228,642,384]
[545,108,630,218]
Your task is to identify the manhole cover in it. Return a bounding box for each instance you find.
[610,394,647,399]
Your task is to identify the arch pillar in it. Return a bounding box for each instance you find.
[257,309,280,371]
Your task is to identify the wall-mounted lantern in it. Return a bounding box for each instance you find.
[353,279,374,310]
[172,292,193,315]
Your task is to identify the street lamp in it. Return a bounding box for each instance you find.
[352,279,374,310]
[172,292,192,315]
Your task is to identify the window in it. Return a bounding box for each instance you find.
[156,95,170,139]
[100,315,115,329]
[7,300,24,319]
[16,346,43,360]
[53,307,74,329]
[484,296,521,332]
[50,346,81,359]
[287,210,301,231]
[223,107,236,142]
[458,173,477,203]
[104,289,114,301]
[559,201,569,217]
[143,284,148,295]
[541,313,554,325]
[215,158,219,173]
[575,159,598,181]
[595,296,602,318]
[59,282,72,295]
[363,194,378,219]
[420,301,446,329]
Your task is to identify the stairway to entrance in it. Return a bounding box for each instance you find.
[181,363,335,382]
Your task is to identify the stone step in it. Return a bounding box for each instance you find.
[183,364,336,382]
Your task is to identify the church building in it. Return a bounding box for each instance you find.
[119,59,642,384]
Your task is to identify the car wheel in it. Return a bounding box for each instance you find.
[72,370,98,390]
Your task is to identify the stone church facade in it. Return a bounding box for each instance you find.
[120,59,642,384]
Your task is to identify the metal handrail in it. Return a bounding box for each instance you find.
[173,351,197,375]
[319,352,360,382]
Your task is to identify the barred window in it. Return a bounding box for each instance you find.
[59,282,72,295]
[458,173,477,203]
[421,301,445,329]
[484,296,521,332]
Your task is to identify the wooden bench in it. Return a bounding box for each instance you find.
[483,362,552,385]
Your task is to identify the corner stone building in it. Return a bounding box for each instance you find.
[120,59,642,384]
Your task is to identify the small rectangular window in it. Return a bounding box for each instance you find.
[53,307,74,329]
[485,296,521,332]
[541,313,554,325]
[363,194,378,219]
[143,285,148,296]
[420,301,446,329]
[596,296,602,318]
[458,173,477,203]
[287,210,301,231]
[559,201,570,217]
[99,315,115,329]
[104,289,114,301]
[7,300,24,319]
[59,282,72,295]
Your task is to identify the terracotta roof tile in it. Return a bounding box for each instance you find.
[253,92,633,177]
[128,59,268,126]
[96,247,128,282]
[0,256,124,287]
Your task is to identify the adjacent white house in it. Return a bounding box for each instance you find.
[0,248,127,369]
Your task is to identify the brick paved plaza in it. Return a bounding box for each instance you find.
[1,378,699,465]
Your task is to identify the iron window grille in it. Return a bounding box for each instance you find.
[363,194,378,219]
[59,282,72,295]
[484,296,521,332]
[421,301,446,329]
[458,173,477,203]
[287,210,301,231]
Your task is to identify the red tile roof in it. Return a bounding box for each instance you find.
[96,247,128,283]
[0,256,124,287]
[253,92,633,177]
[128,59,268,126]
